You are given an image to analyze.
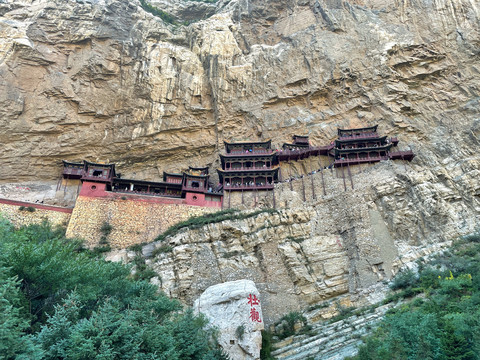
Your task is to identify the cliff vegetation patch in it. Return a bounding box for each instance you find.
[0,217,228,359]
[347,231,480,360]
[155,207,278,243]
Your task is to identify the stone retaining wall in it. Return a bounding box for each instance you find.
[65,196,217,248]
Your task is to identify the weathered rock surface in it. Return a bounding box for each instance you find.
[194,279,264,360]
[1,0,479,340]
[1,0,479,184]
[137,156,476,324]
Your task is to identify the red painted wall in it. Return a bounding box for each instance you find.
[80,181,222,208]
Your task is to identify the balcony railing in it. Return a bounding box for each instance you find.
[338,132,378,140]
[388,150,415,160]
[63,168,84,176]
[334,156,389,165]
[224,166,273,171]
[112,189,182,198]
[225,149,272,156]
[82,174,110,181]
[223,184,274,190]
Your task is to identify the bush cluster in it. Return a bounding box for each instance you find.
[347,233,480,360]
[155,208,277,243]
[0,217,228,359]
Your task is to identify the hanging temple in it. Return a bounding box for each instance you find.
[60,125,415,208]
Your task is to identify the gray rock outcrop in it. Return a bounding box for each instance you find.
[194,279,264,360]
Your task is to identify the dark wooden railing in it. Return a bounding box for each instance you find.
[224,166,273,171]
[63,168,83,176]
[224,184,274,190]
[338,132,378,140]
[112,189,182,198]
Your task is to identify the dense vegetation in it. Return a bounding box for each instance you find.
[154,208,278,243]
[138,0,177,24]
[0,218,227,360]
[348,232,480,360]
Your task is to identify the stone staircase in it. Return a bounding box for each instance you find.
[271,304,394,360]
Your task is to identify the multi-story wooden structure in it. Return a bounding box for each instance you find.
[332,125,414,167]
[61,161,222,207]
[282,135,310,150]
[218,140,279,190]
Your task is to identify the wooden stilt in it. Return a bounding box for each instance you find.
[401,153,407,171]
[341,165,347,191]
[254,189,257,207]
[321,167,326,196]
[311,174,316,200]
[56,177,62,191]
[76,181,81,196]
[228,190,231,208]
[347,163,354,190]
[273,187,276,209]
[241,189,244,204]
[301,176,306,202]
[288,165,293,191]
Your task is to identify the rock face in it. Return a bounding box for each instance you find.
[1,0,479,332]
[1,0,479,184]
[194,279,264,360]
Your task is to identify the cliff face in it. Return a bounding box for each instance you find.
[1,0,479,181]
[1,0,479,322]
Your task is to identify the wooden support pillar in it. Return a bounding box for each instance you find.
[228,190,231,208]
[254,189,257,207]
[320,167,326,196]
[311,173,316,200]
[341,165,347,191]
[242,189,244,204]
[273,187,276,209]
[301,176,306,202]
[401,153,407,171]
[347,163,354,190]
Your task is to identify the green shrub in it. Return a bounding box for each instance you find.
[128,243,144,252]
[276,311,307,340]
[26,206,36,212]
[155,208,277,243]
[151,244,173,257]
[92,244,112,254]
[390,269,418,290]
[260,330,275,360]
[100,221,113,236]
[139,0,177,24]
[18,206,25,211]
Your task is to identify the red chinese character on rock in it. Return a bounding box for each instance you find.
[247,294,260,306]
[249,307,262,323]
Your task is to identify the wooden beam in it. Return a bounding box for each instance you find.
[347,163,354,190]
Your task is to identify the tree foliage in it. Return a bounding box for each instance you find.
[0,218,227,359]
